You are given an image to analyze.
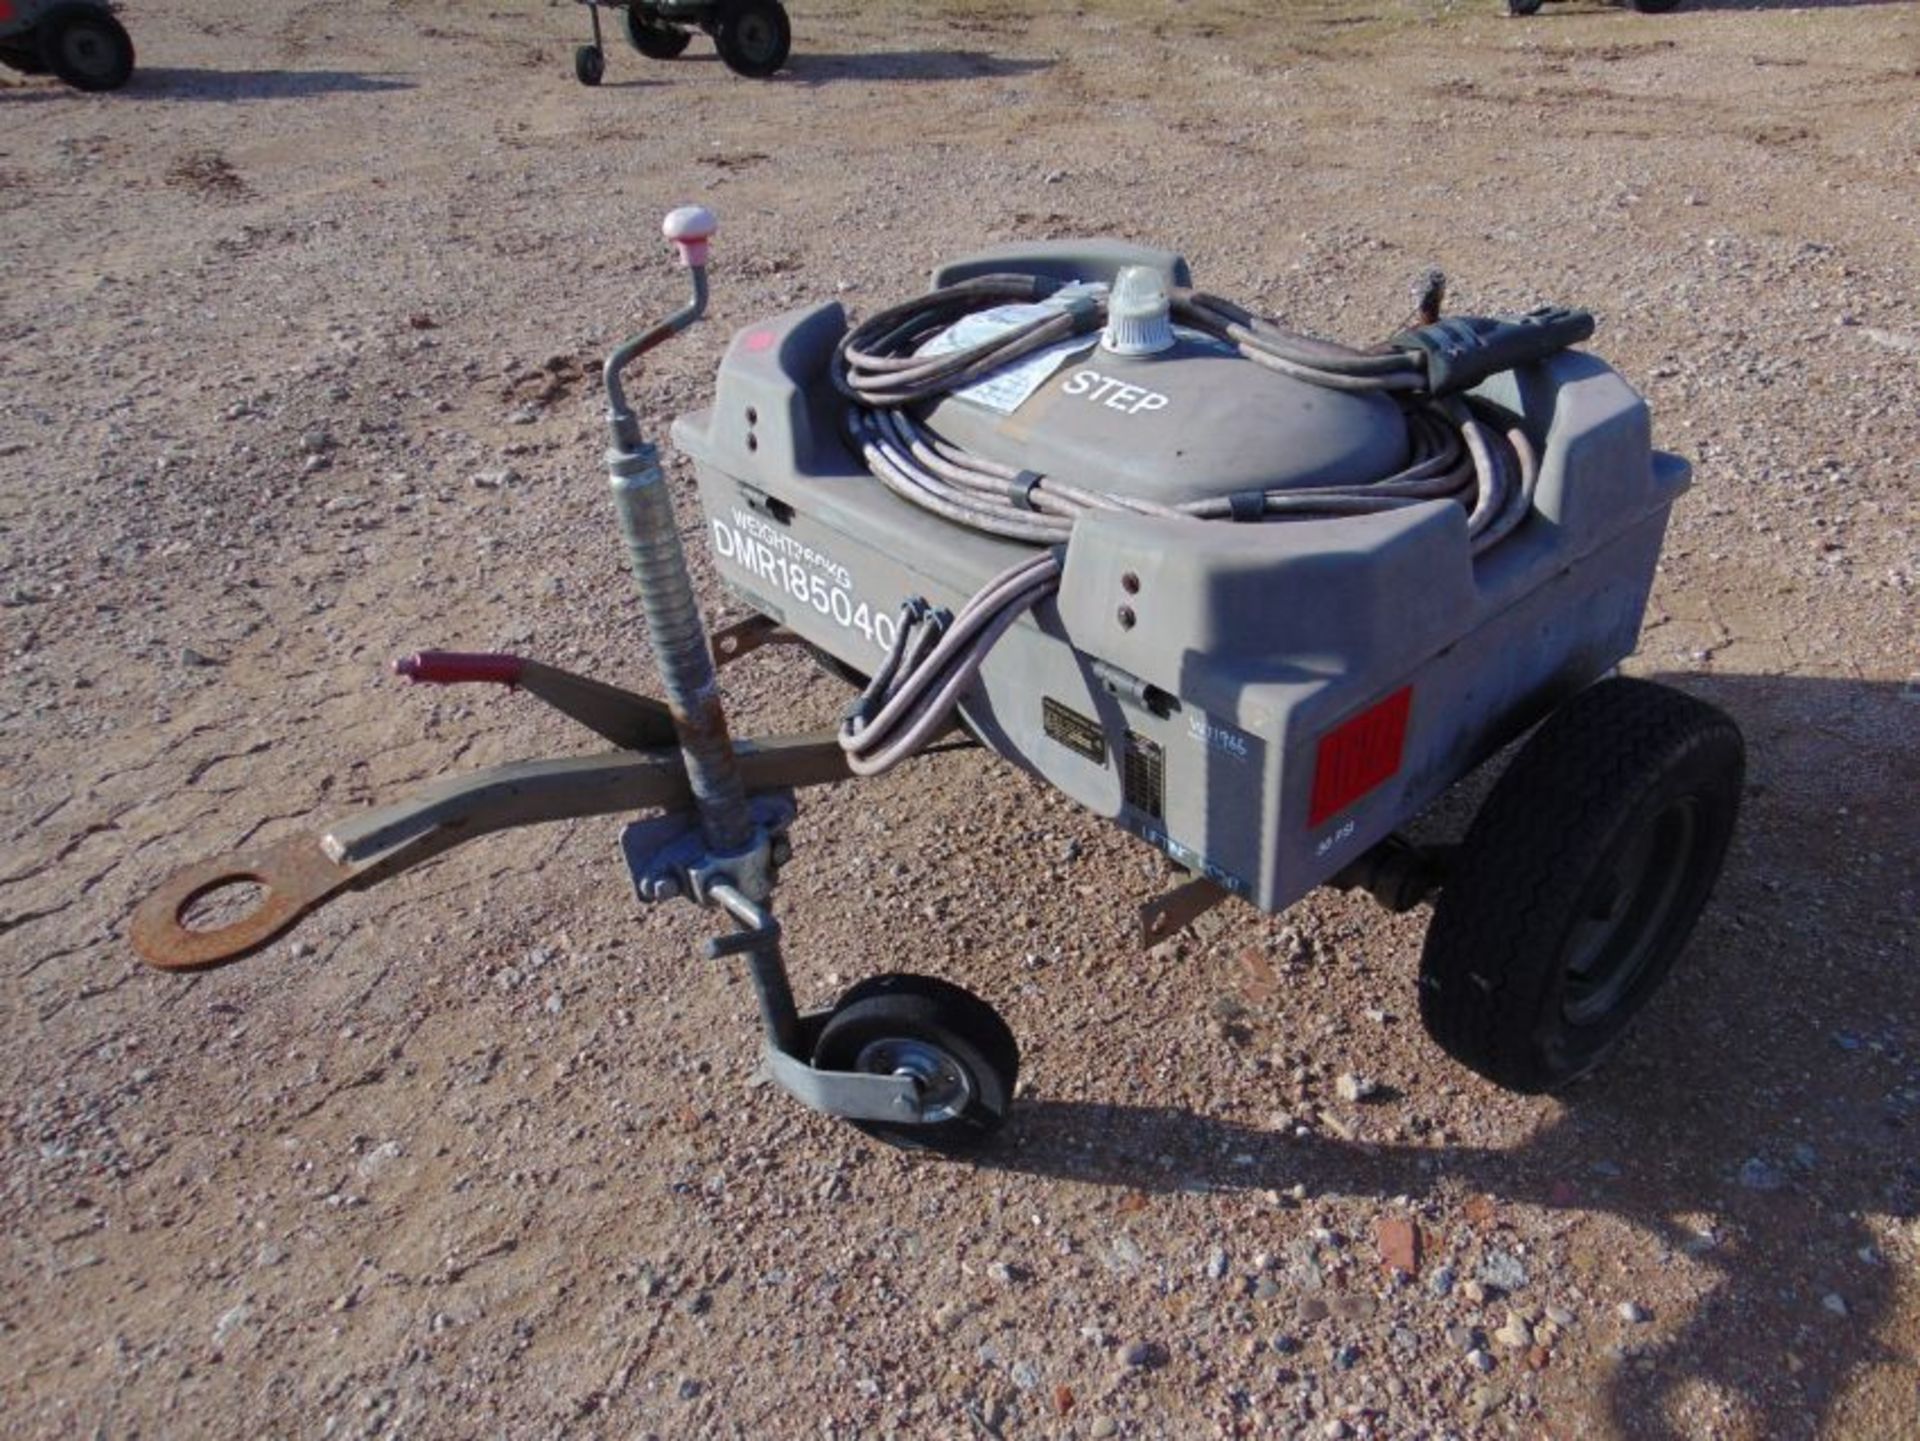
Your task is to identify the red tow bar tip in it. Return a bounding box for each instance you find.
[391,651,528,687]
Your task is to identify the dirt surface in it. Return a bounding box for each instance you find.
[3,1,1918,1437]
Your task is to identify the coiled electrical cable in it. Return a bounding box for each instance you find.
[831,275,1544,774]
[838,553,1062,777]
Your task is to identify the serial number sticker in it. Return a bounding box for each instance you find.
[916,292,1103,416]
[1187,710,1251,763]
[1315,818,1359,859]
[1126,819,1249,897]
[709,507,897,655]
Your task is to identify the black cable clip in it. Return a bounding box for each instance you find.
[1006,470,1044,511]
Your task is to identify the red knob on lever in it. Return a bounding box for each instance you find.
[662,204,717,269]
[392,651,526,687]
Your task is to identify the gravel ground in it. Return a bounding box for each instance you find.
[3,1,1917,1438]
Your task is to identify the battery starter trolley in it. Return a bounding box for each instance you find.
[135,209,1744,1151]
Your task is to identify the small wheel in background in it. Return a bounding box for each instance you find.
[39,6,135,91]
[574,42,605,85]
[1418,678,1744,1093]
[1629,0,1684,12]
[812,973,1019,1151]
[714,0,790,78]
[1506,0,1545,15]
[624,9,692,57]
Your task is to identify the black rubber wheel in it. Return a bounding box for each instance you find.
[2,41,51,74]
[714,0,789,78]
[1506,0,1544,14]
[624,9,692,57]
[574,42,605,85]
[1418,678,1743,1093]
[813,973,1019,1151]
[39,7,135,92]
[1629,0,1683,11]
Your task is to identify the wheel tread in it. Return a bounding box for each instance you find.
[1420,678,1743,1091]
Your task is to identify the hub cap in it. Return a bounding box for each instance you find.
[1562,797,1699,1027]
[854,1038,972,1123]
[735,14,778,61]
[60,28,114,79]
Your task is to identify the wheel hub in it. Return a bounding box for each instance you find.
[736,16,776,59]
[64,32,108,74]
[1562,797,1698,1027]
[854,1038,972,1123]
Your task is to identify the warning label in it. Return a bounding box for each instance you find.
[916,290,1103,416]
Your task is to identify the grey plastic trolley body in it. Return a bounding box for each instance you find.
[132,219,1737,1144]
[674,242,1690,916]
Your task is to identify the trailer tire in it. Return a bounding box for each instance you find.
[1506,0,1544,15]
[2,41,52,74]
[714,0,789,77]
[1629,0,1683,12]
[574,43,605,85]
[624,10,692,57]
[1418,678,1743,1093]
[814,973,1019,1151]
[39,6,135,92]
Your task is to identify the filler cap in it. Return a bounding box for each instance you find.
[1101,265,1177,357]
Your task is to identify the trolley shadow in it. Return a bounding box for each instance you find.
[980,671,1918,1441]
[125,67,413,101]
[782,49,1055,86]
[1521,0,1906,12]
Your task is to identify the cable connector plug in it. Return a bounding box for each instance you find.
[1393,306,1595,397]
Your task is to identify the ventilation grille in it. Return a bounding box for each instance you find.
[1122,732,1165,819]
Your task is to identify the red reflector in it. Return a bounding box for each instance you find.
[1308,686,1412,827]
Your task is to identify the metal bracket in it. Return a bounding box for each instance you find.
[1328,834,1451,913]
[131,731,848,973]
[618,792,797,906]
[1091,658,1177,720]
[761,1012,927,1124]
[711,614,806,669]
[693,890,923,1124]
[1138,874,1232,947]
